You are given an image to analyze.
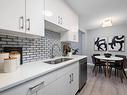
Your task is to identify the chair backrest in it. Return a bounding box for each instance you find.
[115,55,126,63]
[91,56,100,64]
[93,54,100,63]
[93,54,100,56]
[91,56,96,64]
[115,55,126,59]
[115,55,126,68]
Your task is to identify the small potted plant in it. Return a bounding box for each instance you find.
[67,47,72,57]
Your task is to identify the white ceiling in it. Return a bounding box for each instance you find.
[64,0,127,31]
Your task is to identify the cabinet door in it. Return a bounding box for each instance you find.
[26,0,44,36]
[54,0,69,30]
[45,0,59,25]
[57,63,79,95]
[0,0,25,33]
[68,12,79,42]
[72,31,79,42]
[45,0,69,29]
[70,63,79,95]
[62,3,74,31]
[61,30,79,42]
[61,10,79,42]
[56,73,72,95]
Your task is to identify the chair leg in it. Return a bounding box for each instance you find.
[92,65,96,73]
[115,69,117,76]
[100,66,103,73]
[109,67,112,78]
[117,69,119,77]
[95,66,98,76]
[99,66,102,73]
[103,66,106,77]
[120,70,123,83]
[122,69,127,79]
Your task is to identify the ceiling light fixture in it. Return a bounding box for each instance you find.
[101,18,112,27]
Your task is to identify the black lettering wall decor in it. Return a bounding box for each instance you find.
[94,37,107,51]
[108,35,125,51]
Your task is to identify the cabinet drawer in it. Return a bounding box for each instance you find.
[28,71,58,88]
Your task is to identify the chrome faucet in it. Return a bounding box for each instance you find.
[51,44,61,58]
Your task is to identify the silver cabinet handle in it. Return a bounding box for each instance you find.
[19,16,24,30]
[58,16,60,24]
[71,73,74,82]
[29,81,44,94]
[26,19,30,31]
[69,74,72,84]
[60,17,63,25]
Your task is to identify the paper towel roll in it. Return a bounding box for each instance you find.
[4,58,17,73]
[0,53,9,71]
[0,53,9,60]
[0,60,4,72]
[9,53,20,68]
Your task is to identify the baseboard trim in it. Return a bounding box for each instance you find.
[87,63,94,66]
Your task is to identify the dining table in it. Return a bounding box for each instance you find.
[95,56,123,77]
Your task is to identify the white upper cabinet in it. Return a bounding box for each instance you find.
[26,0,45,36]
[45,0,76,31]
[0,0,25,33]
[61,10,79,42]
[45,0,59,26]
[45,0,79,42]
[0,0,45,37]
[45,0,71,31]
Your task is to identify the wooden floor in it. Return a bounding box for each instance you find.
[79,65,127,95]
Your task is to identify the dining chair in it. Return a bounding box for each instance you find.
[93,54,100,56]
[92,54,106,72]
[109,55,127,83]
[92,54,100,72]
[91,55,106,76]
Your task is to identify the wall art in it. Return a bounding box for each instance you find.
[94,37,107,51]
[108,35,125,51]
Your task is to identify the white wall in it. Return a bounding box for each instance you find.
[85,24,127,63]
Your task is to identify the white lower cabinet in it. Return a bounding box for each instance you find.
[56,73,72,95]
[1,62,79,95]
[1,69,58,95]
[57,64,79,95]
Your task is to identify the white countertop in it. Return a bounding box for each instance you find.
[0,55,87,92]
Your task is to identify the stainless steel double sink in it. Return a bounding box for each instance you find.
[44,58,73,64]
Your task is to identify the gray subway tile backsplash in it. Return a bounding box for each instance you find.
[0,30,62,63]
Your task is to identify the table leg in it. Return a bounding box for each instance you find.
[105,61,109,78]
